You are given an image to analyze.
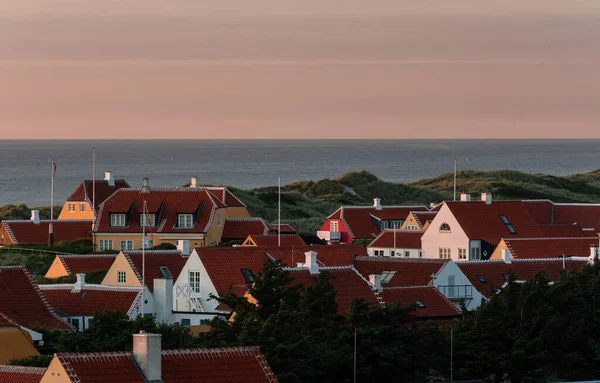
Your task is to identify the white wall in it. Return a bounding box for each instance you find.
[367,247,421,258]
[433,260,486,310]
[421,204,470,261]
[171,312,224,326]
[173,250,220,313]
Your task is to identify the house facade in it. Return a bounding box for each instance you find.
[44,254,116,279]
[367,230,424,258]
[400,211,437,231]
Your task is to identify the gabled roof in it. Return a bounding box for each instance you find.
[523,200,600,232]
[457,258,589,298]
[0,220,92,245]
[381,286,462,318]
[221,217,275,241]
[123,251,187,292]
[0,366,46,383]
[67,179,130,212]
[410,211,438,227]
[244,235,306,247]
[538,224,587,237]
[270,223,296,234]
[284,266,382,314]
[503,237,599,259]
[368,230,424,249]
[94,188,225,234]
[55,254,116,276]
[40,284,142,317]
[56,352,144,383]
[328,205,429,239]
[0,266,72,330]
[353,256,447,287]
[445,201,543,244]
[205,187,247,208]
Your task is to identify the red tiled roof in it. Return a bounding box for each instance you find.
[245,235,306,247]
[381,286,461,318]
[0,312,16,326]
[124,251,187,292]
[206,188,247,208]
[446,201,543,244]
[57,352,143,383]
[1,220,92,245]
[271,223,296,234]
[162,346,278,383]
[285,267,381,314]
[57,254,116,276]
[221,218,275,241]
[538,224,586,237]
[503,237,599,259]
[353,256,447,287]
[457,258,589,298]
[94,188,221,234]
[67,179,130,212]
[329,205,429,240]
[411,211,438,227]
[522,200,554,225]
[0,366,46,383]
[40,285,141,316]
[0,266,72,330]
[553,204,600,231]
[368,230,423,249]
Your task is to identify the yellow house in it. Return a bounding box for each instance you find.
[58,171,130,221]
[44,254,117,279]
[401,211,438,231]
[0,325,40,364]
[92,178,250,252]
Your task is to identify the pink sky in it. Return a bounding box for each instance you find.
[1,1,600,139]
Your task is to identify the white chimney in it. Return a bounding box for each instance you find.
[30,210,40,224]
[190,177,198,188]
[104,171,115,186]
[502,249,511,263]
[460,193,471,202]
[373,198,382,210]
[304,251,319,274]
[369,274,383,292]
[481,192,492,204]
[141,178,150,193]
[133,332,162,382]
[590,246,598,264]
[73,273,86,292]
[177,240,190,256]
[153,278,173,324]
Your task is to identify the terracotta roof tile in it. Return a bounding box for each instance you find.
[221,218,275,241]
[57,352,143,383]
[270,224,296,234]
[522,200,554,225]
[332,206,429,240]
[411,211,438,227]
[123,251,187,292]
[0,365,46,383]
[504,237,599,259]
[0,220,92,245]
[67,179,130,212]
[381,286,461,318]
[538,224,587,237]
[553,204,600,231]
[206,188,247,208]
[0,266,72,330]
[353,256,447,287]
[368,230,424,249]
[57,254,116,276]
[40,285,141,316]
[245,235,306,247]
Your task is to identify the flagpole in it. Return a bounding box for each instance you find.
[453,157,457,202]
[142,200,146,317]
[92,147,96,220]
[278,176,281,247]
[50,158,55,220]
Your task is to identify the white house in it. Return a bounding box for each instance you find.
[367,230,424,258]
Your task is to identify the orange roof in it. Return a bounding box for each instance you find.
[1,220,92,245]
[0,266,72,330]
[245,235,306,247]
[457,258,589,298]
[446,201,543,244]
[221,218,275,241]
[67,179,130,212]
[57,254,116,276]
[329,205,429,239]
[123,251,187,292]
[40,285,141,317]
[57,352,144,383]
[368,230,424,249]
[0,366,46,383]
[538,224,587,237]
[504,237,599,259]
[381,286,461,318]
[353,256,447,287]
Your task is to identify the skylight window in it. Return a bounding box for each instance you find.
[477,275,487,283]
[415,300,425,308]
[241,268,254,283]
[503,273,509,281]
[499,215,517,234]
[160,266,173,279]
[381,271,396,284]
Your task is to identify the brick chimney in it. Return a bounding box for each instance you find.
[141,178,150,193]
[481,192,492,204]
[297,251,319,274]
[190,177,198,188]
[133,332,162,382]
[460,192,471,202]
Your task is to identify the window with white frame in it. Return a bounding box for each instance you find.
[99,239,113,251]
[392,220,402,229]
[189,271,201,293]
[68,203,75,213]
[382,221,389,229]
[439,223,451,232]
[390,250,395,257]
[458,248,467,260]
[117,271,127,283]
[217,213,222,226]
[438,247,451,259]
[330,220,339,232]
[471,247,481,260]
[406,225,417,230]
[79,203,86,212]
[111,213,126,227]
[404,250,410,257]
[139,213,156,227]
[178,214,194,228]
[141,236,153,249]
[120,240,134,251]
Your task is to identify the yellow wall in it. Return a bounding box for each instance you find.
[401,213,422,230]
[489,240,510,260]
[0,224,15,246]
[101,252,142,288]
[0,327,40,364]
[58,201,95,221]
[40,357,71,383]
[94,234,205,251]
[44,256,70,279]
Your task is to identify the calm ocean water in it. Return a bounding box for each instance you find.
[1,139,599,207]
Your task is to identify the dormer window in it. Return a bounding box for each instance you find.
[178,214,194,228]
[439,223,451,232]
[110,213,126,227]
[140,213,156,228]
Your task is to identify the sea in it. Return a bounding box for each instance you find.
[1,139,599,207]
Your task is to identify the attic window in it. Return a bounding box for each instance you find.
[499,215,517,234]
[160,266,173,279]
[415,300,426,308]
[241,268,254,283]
[439,223,451,232]
[380,271,396,284]
[476,275,487,283]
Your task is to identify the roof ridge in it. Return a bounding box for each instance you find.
[0,365,47,374]
[339,205,428,209]
[39,284,143,292]
[354,256,447,264]
[504,237,599,241]
[226,217,265,222]
[161,345,262,357]
[382,285,435,290]
[1,219,93,223]
[58,253,117,258]
[1,222,17,243]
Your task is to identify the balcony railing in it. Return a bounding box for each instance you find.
[438,285,473,300]
[317,230,341,242]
